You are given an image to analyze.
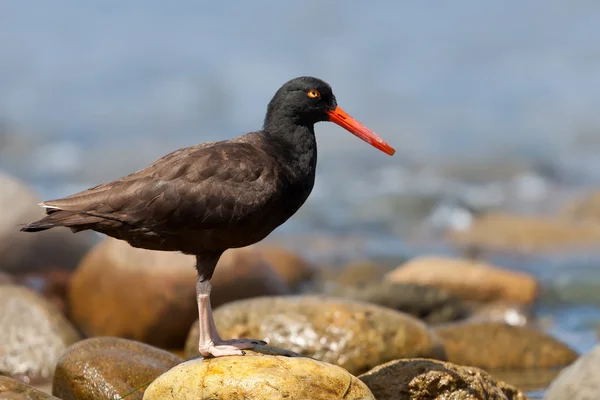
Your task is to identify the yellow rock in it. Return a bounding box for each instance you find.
[143,349,374,400]
[384,256,538,304]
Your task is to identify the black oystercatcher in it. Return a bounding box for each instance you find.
[21,76,395,357]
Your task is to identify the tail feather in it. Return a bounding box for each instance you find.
[21,210,104,233]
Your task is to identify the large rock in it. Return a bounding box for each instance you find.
[0,376,60,400]
[433,321,578,369]
[328,281,469,324]
[143,349,374,400]
[385,256,538,304]
[185,295,445,375]
[69,239,289,348]
[359,358,528,400]
[0,285,80,383]
[448,212,600,253]
[545,344,600,400]
[52,337,183,400]
[0,171,93,273]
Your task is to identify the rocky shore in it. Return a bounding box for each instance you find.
[1,170,597,399]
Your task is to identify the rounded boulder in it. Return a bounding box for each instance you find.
[144,349,374,400]
[0,285,80,383]
[385,256,538,304]
[185,295,445,375]
[52,337,183,400]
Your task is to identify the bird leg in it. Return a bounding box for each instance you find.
[196,277,266,357]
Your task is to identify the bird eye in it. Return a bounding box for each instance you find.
[307,89,321,99]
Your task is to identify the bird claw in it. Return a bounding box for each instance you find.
[199,338,266,357]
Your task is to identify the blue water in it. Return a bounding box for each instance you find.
[1,1,600,393]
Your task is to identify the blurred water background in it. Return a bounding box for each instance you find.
[1,0,600,381]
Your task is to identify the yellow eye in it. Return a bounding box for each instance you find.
[307,89,320,99]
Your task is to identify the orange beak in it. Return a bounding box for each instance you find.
[326,106,395,156]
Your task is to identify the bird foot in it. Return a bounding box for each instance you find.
[199,338,267,357]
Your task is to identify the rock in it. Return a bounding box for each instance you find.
[0,171,93,274]
[328,281,469,324]
[448,212,600,253]
[69,238,289,348]
[52,337,183,400]
[0,376,60,399]
[545,344,600,400]
[468,301,534,326]
[253,245,316,289]
[13,269,72,314]
[319,260,393,288]
[385,256,538,304]
[359,358,528,400]
[0,285,80,383]
[560,190,600,222]
[143,349,374,400]
[433,321,578,369]
[210,246,290,308]
[185,295,445,375]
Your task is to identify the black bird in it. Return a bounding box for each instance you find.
[21,76,395,357]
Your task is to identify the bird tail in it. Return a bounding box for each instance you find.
[20,207,103,233]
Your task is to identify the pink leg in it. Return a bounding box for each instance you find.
[196,278,266,357]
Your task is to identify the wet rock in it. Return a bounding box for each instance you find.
[0,171,93,273]
[143,349,374,400]
[0,285,80,383]
[545,344,600,400]
[185,295,445,375]
[253,245,316,289]
[359,358,527,400]
[0,376,60,399]
[69,239,288,348]
[448,212,600,253]
[433,321,578,369]
[468,301,534,326]
[385,256,538,304]
[328,281,470,324]
[52,337,183,400]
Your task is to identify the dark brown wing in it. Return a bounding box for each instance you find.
[22,136,279,234]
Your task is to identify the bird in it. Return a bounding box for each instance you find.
[21,76,395,357]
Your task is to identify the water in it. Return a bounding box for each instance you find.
[2,1,600,395]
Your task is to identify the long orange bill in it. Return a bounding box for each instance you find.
[326,106,395,156]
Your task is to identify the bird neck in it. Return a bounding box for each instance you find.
[262,121,317,178]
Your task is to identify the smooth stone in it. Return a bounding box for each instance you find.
[69,238,289,348]
[467,301,534,327]
[52,337,183,400]
[433,321,578,369]
[0,285,80,383]
[359,358,528,400]
[0,171,93,274]
[385,256,538,304]
[327,281,469,324]
[0,376,60,400]
[185,295,445,375]
[545,344,600,400]
[143,349,374,400]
